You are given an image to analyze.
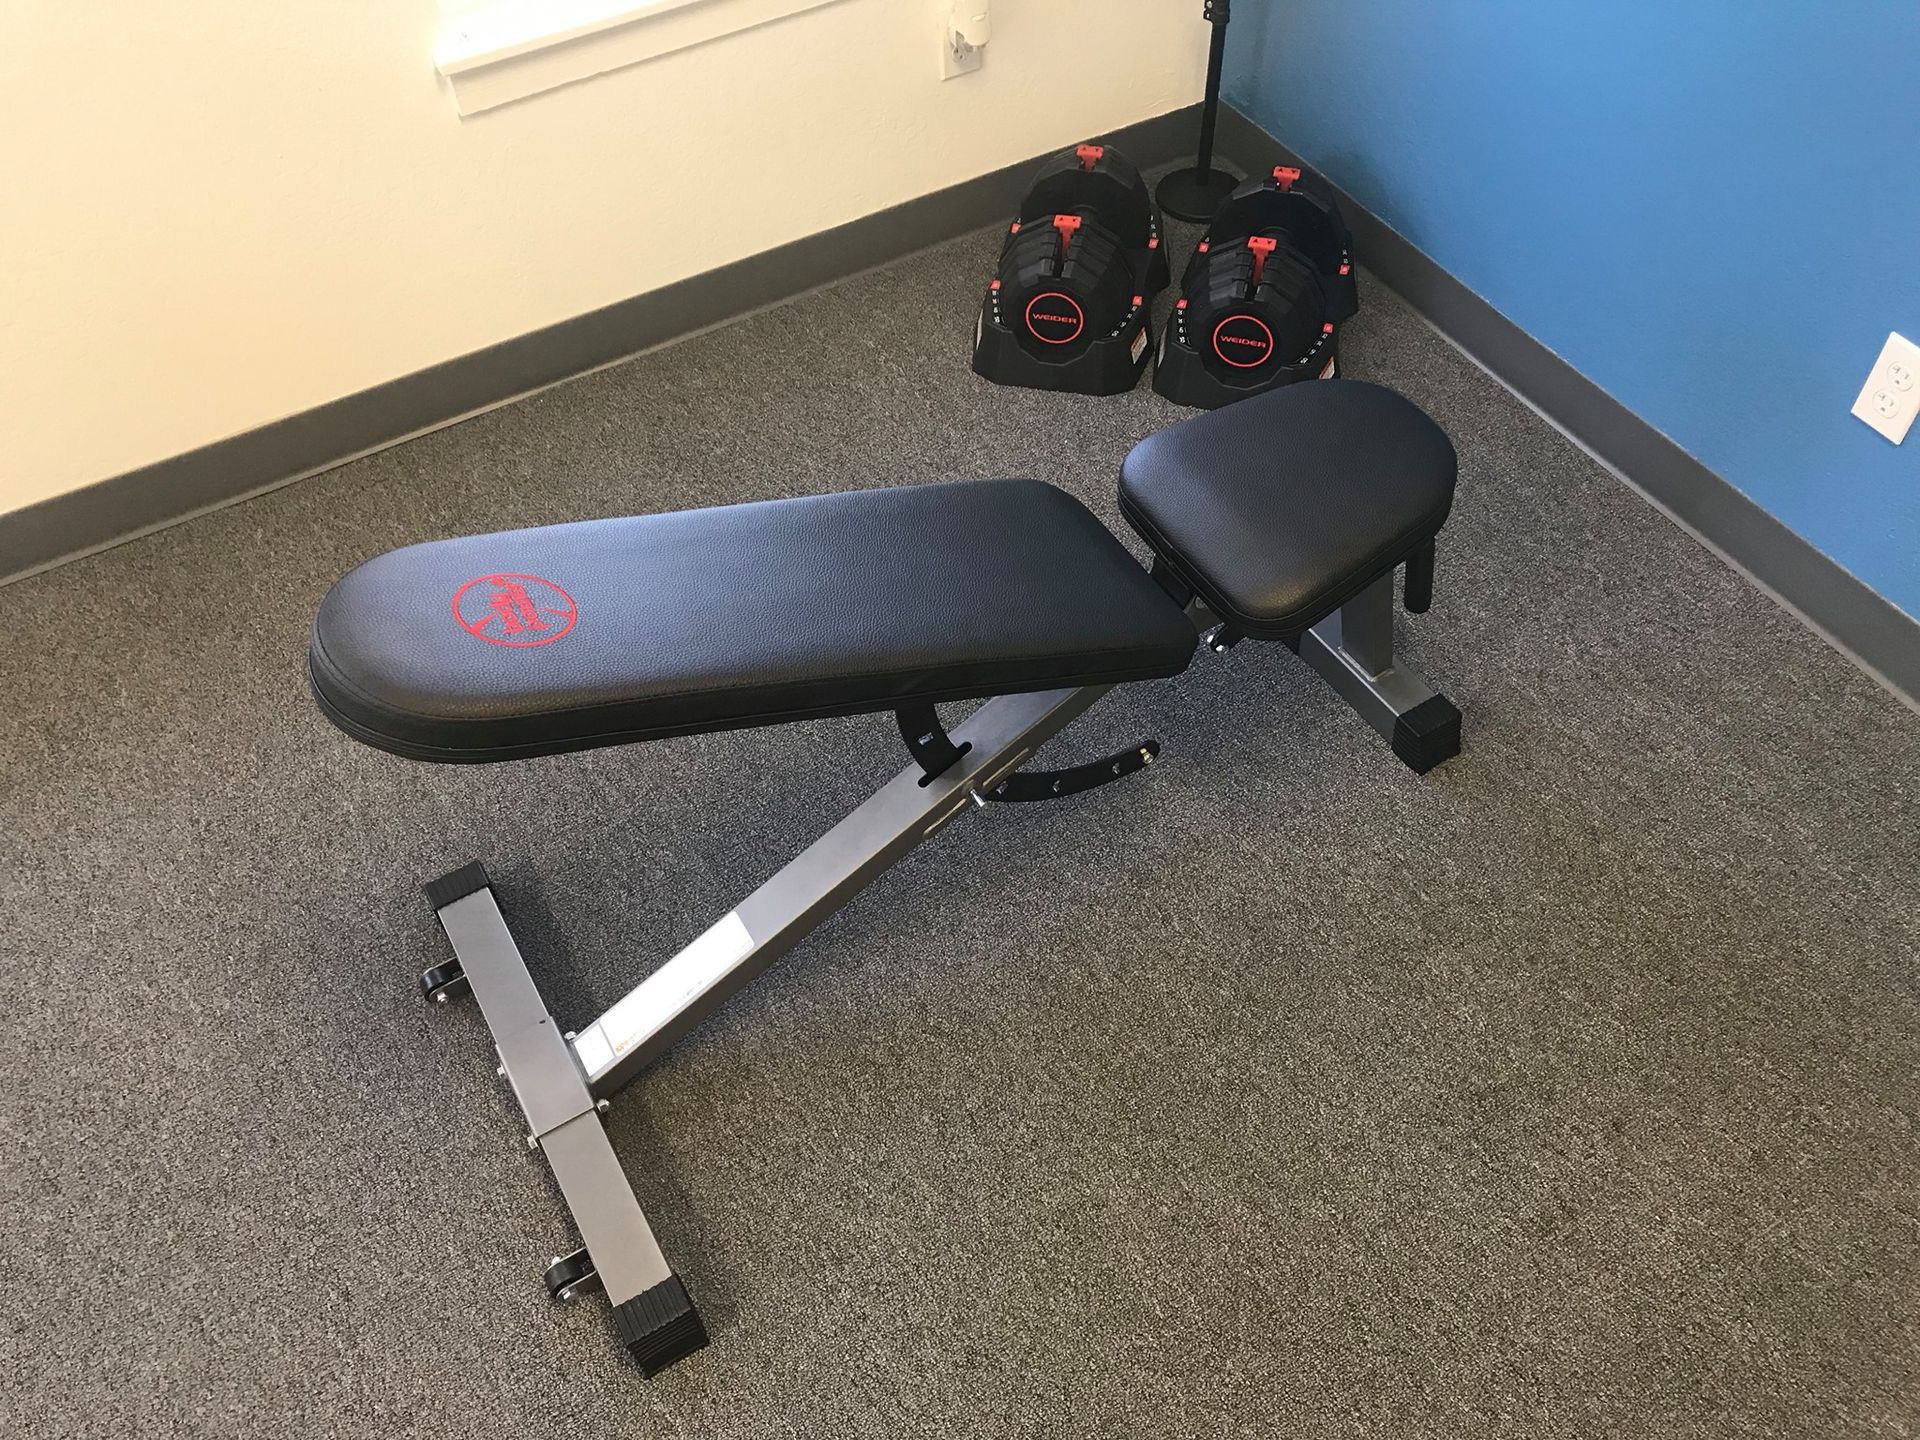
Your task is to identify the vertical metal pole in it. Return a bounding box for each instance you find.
[1158,1,1240,222]
[1195,1,1231,182]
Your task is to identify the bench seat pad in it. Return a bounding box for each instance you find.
[1120,380,1457,637]
[309,479,1196,763]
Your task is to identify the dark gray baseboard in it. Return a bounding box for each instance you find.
[1215,108,1919,709]
[0,104,1203,588]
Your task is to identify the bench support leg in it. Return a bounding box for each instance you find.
[417,684,1116,1375]
[1295,573,1461,773]
[426,867,708,1376]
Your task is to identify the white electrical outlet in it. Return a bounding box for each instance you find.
[940,1,987,78]
[940,31,982,79]
[1851,331,1920,444]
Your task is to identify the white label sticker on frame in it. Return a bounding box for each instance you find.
[588,911,755,1063]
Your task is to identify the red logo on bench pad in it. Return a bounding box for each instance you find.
[453,573,577,647]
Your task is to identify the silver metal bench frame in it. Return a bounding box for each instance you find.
[421,572,1456,1375]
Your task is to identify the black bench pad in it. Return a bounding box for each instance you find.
[310,480,1195,763]
[1119,380,1457,637]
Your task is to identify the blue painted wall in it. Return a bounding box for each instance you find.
[1224,2,1920,617]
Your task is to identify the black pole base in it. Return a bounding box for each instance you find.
[1156,165,1241,224]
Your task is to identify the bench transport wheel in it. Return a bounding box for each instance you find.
[420,961,470,1005]
[544,1247,602,1302]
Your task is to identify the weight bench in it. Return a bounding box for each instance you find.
[308,379,1461,1375]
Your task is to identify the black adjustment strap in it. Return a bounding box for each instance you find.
[898,706,1162,804]
[1148,555,1194,606]
[612,1275,709,1376]
[990,740,1160,803]
[897,705,971,781]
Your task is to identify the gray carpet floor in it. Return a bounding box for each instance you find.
[2,201,1917,1440]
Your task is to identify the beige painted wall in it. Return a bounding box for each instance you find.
[0,1,1204,517]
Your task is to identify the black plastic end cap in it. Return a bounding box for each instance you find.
[1391,695,1462,775]
[613,1275,709,1377]
[423,861,491,913]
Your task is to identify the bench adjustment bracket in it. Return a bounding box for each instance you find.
[899,705,1160,803]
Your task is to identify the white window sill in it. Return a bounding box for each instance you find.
[436,0,850,115]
